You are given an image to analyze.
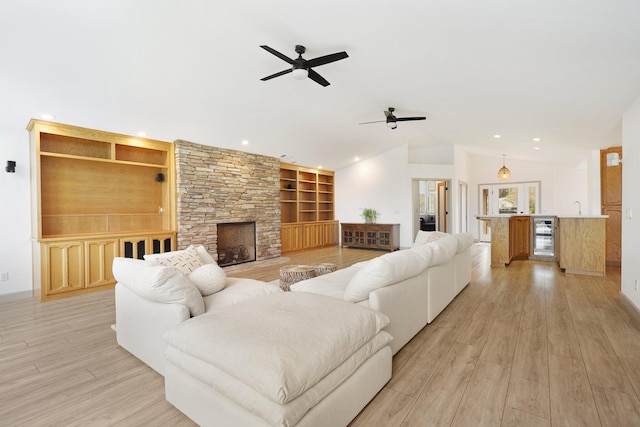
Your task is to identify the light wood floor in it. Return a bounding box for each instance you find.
[1,245,639,426]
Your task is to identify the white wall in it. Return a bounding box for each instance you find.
[0,127,33,299]
[621,95,640,311]
[335,144,413,246]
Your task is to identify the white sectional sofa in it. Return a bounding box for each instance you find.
[291,231,474,354]
[113,245,283,375]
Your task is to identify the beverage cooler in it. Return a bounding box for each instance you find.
[531,217,556,258]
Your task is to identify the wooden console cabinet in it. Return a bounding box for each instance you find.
[341,223,400,251]
[29,119,177,301]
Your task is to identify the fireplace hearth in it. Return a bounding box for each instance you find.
[216,222,256,267]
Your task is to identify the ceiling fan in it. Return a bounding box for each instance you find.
[360,107,426,129]
[260,44,348,87]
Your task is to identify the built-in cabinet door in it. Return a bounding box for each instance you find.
[281,224,304,253]
[603,206,622,263]
[303,223,323,249]
[85,239,118,288]
[509,216,531,259]
[323,222,339,246]
[42,241,84,295]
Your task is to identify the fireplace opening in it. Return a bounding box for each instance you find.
[217,222,256,267]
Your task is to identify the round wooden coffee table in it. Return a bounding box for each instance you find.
[279,265,315,291]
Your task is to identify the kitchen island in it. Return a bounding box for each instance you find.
[477,214,607,276]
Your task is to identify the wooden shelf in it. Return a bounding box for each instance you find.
[28,119,177,301]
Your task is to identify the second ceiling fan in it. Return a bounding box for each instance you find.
[360,107,426,129]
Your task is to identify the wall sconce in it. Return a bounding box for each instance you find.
[497,155,511,181]
[5,161,16,173]
[606,152,622,166]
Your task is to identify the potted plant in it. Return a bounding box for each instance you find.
[361,208,379,224]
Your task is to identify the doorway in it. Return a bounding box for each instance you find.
[413,179,450,239]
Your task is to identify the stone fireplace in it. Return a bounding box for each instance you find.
[216,222,256,267]
[174,140,281,264]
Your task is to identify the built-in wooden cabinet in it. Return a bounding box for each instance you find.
[600,147,622,265]
[29,119,177,301]
[280,162,338,253]
[509,216,531,259]
[341,223,400,251]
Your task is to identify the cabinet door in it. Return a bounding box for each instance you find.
[603,206,622,263]
[303,223,323,249]
[85,239,118,288]
[323,222,339,246]
[281,224,303,253]
[600,147,622,205]
[42,241,84,295]
[509,216,531,258]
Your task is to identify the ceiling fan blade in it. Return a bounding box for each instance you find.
[260,68,293,81]
[260,45,295,65]
[358,120,386,125]
[308,69,330,86]
[395,116,426,122]
[306,51,349,68]
[384,110,393,118]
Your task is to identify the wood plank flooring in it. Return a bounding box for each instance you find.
[1,244,639,426]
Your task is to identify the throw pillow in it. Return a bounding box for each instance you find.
[153,245,204,275]
[189,263,227,296]
[414,230,448,245]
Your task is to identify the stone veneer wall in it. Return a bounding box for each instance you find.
[174,140,281,261]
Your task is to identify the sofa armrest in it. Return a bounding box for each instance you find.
[368,270,428,355]
[115,283,190,376]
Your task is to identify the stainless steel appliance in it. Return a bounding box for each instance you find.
[532,216,556,259]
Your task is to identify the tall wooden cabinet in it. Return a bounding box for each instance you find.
[29,120,177,301]
[600,147,622,265]
[279,162,338,253]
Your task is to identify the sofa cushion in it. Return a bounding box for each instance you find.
[344,250,426,303]
[189,263,227,296]
[204,277,283,314]
[454,232,474,253]
[112,258,205,317]
[144,244,216,265]
[427,234,458,266]
[413,230,449,245]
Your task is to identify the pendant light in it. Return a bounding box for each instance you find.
[498,154,511,181]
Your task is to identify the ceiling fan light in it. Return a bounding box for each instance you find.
[292,68,308,80]
[387,121,397,129]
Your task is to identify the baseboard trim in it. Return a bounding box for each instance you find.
[620,292,640,316]
[0,290,35,304]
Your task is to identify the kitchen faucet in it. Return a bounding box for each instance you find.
[574,200,582,215]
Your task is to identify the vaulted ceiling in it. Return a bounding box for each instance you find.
[2,1,640,170]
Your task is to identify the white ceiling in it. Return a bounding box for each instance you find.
[2,1,640,170]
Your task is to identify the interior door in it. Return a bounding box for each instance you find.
[479,184,491,241]
[459,181,468,233]
[437,181,447,232]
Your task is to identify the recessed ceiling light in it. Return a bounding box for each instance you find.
[493,134,501,138]
[354,157,360,162]
[41,114,55,121]
[317,165,323,169]
[138,132,147,137]
[534,146,541,150]
[533,137,541,142]
[242,140,249,145]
